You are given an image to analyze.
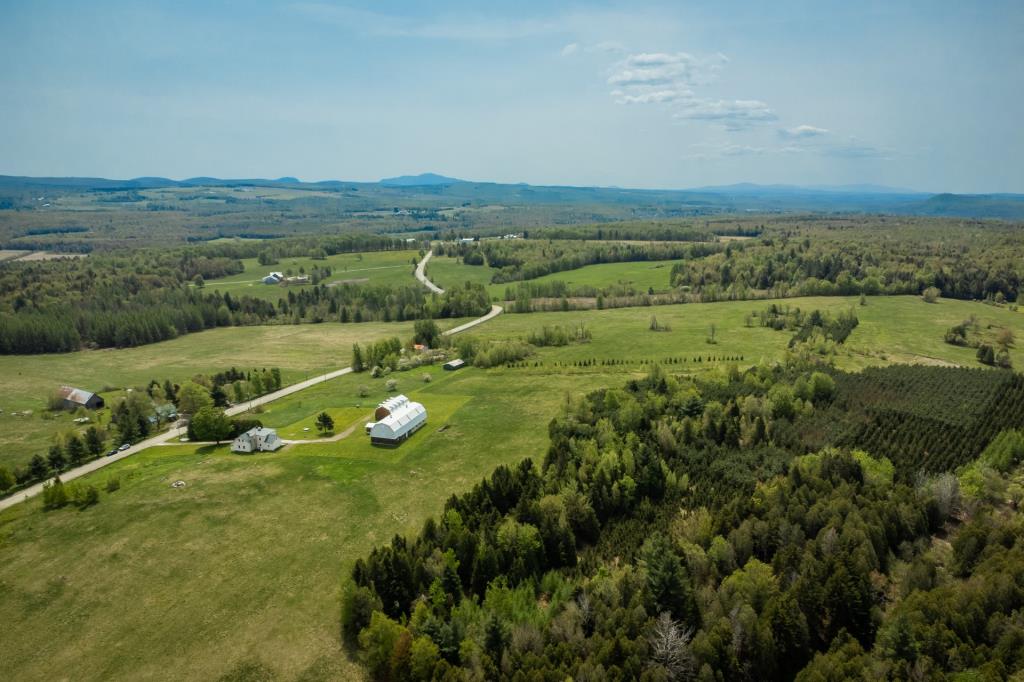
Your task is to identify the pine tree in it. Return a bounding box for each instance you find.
[47,444,66,472]
[66,435,86,465]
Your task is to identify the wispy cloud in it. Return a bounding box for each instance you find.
[606,50,775,130]
[778,124,829,139]
[560,42,579,56]
[673,99,777,130]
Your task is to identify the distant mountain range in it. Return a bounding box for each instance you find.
[379,172,463,187]
[1,174,1022,219]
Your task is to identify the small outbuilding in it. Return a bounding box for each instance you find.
[365,395,427,446]
[57,385,104,411]
[443,359,466,371]
[263,272,284,285]
[231,426,284,453]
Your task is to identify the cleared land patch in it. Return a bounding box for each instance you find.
[202,250,421,303]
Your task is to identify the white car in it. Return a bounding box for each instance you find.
[118,443,131,451]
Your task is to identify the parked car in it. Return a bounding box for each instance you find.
[106,449,118,457]
[118,443,131,451]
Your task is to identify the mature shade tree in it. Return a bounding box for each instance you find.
[315,412,335,433]
[189,407,233,443]
[177,382,213,415]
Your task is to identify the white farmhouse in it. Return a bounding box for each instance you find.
[364,395,427,446]
[231,426,284,453]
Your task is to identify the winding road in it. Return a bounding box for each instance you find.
[0,252,501,512]
[415,250,444,294]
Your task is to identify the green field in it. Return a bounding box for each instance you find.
[0,321,446,470]
[485,258,681,298]
[423,255,499,293]
[0,363,614,681]
[1,295,1022,681]
[202,250,422,303]
[425,255,683,300]
[470,295,1024,371]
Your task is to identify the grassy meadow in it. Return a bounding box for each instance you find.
[425,255,684,300]
[1,294,1022,681]
[202,250,422,303]
[0,364,615,682]
[484,259,681,298]
[0,321,443,470]
[469,295,1024,372]
[423,255,499,293]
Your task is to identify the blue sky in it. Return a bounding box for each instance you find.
[1,1,1021,192]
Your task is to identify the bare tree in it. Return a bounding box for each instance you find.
[648,612,696,681]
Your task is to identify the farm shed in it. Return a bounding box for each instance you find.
[443,359,466,371]
[263,272,283,284]
[231,427,284,453]
[57,385,104,410]
[365,394,427,446]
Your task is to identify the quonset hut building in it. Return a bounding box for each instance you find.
[365,395,426,446]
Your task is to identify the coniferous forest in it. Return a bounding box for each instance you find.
[343,363,1024,681]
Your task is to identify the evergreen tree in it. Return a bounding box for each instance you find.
[66,435,86,465]
[47,444,66,472]
[84,426,105,456]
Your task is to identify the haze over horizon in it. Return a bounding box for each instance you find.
[1,1,1021,193]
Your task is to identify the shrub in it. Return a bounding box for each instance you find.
[358,385,370,398]
[385,379,398,392]
[105,477,121,493]
[46,390,66,412]
[922,286,941,303]
[0,466,15,493]
[75,485,100,509]
[422,373,432,383]
[42,478,69,510]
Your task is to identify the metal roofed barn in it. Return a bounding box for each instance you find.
[364,394,427,446]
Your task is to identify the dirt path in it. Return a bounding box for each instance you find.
[282,423,358,444]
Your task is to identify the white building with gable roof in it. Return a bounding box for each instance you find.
[364,394,427,446]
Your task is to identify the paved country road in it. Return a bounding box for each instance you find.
[415,250,445,293]
[0,263,502,512]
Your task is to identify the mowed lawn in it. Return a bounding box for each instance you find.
[202,250,422,303]
[0,321,445,470]
[0,364,617,682]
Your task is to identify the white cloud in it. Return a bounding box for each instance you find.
[613,88,691,104]
[673,99,777,129]
[606,50,776,130]
[779,124,830,139]
[586,40,626,54]
[560,42,579,56]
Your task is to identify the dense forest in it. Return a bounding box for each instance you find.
[0,240,489,353]
[342,362,1024,680]
[435,240,724,286]
[669,219,1023,303]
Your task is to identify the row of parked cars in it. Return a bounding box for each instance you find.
[106,443,132,457]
